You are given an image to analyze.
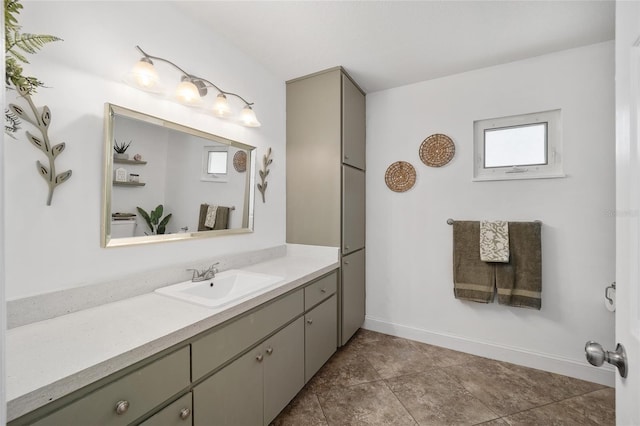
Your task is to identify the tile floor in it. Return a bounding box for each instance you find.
[272,329,615,426]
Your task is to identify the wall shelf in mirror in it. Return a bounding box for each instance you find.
[113,181,146,187]
[102,103,257,248]
[113,158,147,165]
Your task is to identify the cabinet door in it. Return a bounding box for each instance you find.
[305,294,338,382]
[286,69,342,247]
[342,249,365,345]
[342,74,366,170]
[139,392,192,426]
[193,349,263,426]
[343,166,365,254]
[263,318,305,425]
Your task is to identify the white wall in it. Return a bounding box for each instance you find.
[366,42,616,384]
[4,1,286,299]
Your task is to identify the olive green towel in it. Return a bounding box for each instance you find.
[452,221,542,309]
[496,222,542,310]
[198,204,230,231]
[453,221,495,303]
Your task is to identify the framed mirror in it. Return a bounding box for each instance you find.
[102,103,256,247]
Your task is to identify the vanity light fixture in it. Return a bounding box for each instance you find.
[127,45,261,127]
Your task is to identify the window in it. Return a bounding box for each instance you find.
[473,109,564,181]
[201,146,228,182]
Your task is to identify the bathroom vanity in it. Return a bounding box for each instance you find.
[7,245,339,425]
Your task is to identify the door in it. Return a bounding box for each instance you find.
[342,73,366,170]
[615,2,640,423]
[263,318,304,425]
[342,249,365,345]
[305,294,338,382]
[343,165,365,254]
[193,349,263,426]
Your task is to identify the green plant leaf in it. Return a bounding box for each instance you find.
[8,33,62,57]
[136,207,154,233]
[151,204,163,225]
[157,213,172,235]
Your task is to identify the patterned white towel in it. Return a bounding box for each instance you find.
[480,220,509,263]
[204,205,218,228]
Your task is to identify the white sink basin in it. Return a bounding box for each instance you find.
[155,269,284,308]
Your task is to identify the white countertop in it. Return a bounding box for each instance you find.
[6,244,339,422]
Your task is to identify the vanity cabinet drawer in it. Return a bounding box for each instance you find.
[32,346,190,426]
[139,392,192,426]
[192,289,304,380]
[304,271,337,311]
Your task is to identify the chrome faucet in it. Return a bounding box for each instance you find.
[187,262,219,282]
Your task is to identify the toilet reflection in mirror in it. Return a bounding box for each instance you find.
[102,104,256,247]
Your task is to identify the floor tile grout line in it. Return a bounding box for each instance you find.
[380,376,421,426]
[311,389,331,426]
[496,392,606,425]
[435,367,504,423]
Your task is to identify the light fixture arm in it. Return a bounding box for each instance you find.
[135,45,254,106]
[199,78,254,107]
[135,45,191,81]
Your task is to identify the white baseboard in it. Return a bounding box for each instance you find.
[363,316,615,387]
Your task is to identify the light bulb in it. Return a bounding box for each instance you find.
[213,93,232,118]
[131,58,159,89]
[175,79,201,105]
[240,105,261,127]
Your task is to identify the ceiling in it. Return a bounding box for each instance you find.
[174,1,615,94]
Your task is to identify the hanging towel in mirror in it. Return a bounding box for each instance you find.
[495,221,542,310]
[453,221,495,303]
[480,220,510,263]
[204,205,218,228]
[212,206,230,230]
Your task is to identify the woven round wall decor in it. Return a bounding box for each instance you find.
[233,151,247,172]
[385,161,416,193]
[419,133,455,167]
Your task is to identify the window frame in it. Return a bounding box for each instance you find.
[473,109,564,181]
[201,145,229,182]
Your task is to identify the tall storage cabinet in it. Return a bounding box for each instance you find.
[286,67,366,346]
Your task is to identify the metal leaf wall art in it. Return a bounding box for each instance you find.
[9,86,72,205]
[257,147,272,203]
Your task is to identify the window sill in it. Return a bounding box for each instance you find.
[472,172,567,182]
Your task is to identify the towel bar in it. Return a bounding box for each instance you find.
[446,218,542,225]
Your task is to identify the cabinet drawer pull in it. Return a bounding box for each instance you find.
[344,261,350,265]
[306,318,313,324]
[179,407,191,420]
[266,346,274,355]
[320,288,327,293]
[256,353,264,362]
[115,400,129,415]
